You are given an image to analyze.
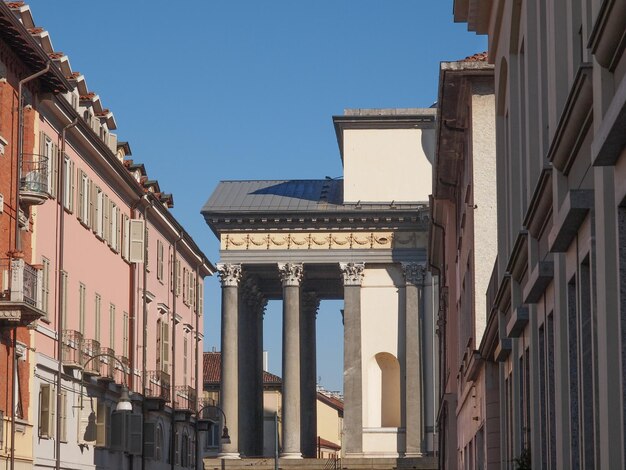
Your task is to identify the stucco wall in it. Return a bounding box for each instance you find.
[343,128,433,203]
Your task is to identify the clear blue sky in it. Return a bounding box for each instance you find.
[27,0,486,392]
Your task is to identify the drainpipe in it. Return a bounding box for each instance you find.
[194,263,201,468]
[9,326,17,470]
[55,117,78,470]
[15,63,50,253]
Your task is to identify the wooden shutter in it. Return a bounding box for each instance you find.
[143,421,156,459]
[129,220,145,263]
[78,397,97,443]
[127,413,143,455]
[39,384,54,438]
[116,210,122,253]
[162,321,170,375]
[157,240,164,280]
[198,282,203,316]
[59,391,67,442]
[103,195,110,243]
[96,400,108,447]
[176,260,181,296]
[110,411,126,451]
[69,160,75,212]
[77,169,84,220]
[156,319,162,371]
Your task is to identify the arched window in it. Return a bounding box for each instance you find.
[181,431,189,467]
[375,353,401,427]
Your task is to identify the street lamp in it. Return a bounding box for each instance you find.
[195,402,231,470]
[116,385,133,412]
[79,353,132,412]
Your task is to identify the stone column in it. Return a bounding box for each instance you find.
[402,262,426,456]
[238,277,264,457]
[340,262,365,457]
[278,263,304,458]
[301,291,320,458]
[217,263,242,458]
[254,291,267,456]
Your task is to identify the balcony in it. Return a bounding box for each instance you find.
[115,355,131,385]
[0,258,44,326]
[174,385,197,413]
[62,330,84,369]
[82,339,101,376]
[145,370,170,402]
[19,153,49,206]
[98,347,115,382]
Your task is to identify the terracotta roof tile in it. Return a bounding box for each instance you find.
[68,71,81,79]
[95,109,110,117]
[317,391,344,412]
[462,51,488,62]
[6,2,25,9]
[80,92,96,100]
[203,351,282,385]
[317,437,341,451]
[48,52,64,60]
[28,27,44,34]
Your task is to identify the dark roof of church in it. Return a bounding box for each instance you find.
[202,179,426,214]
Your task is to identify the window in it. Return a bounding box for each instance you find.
[95,294,101,342]
[156,423,164,460]
[39,384,55,438]
[121,214,130,261]
[103,194,110,243]
[96,400,109,447]
[61,271,68,329]
[157,240,164,281]
[109,304,116,350]
[62,155,75,212]
[41,133,57,198]
[176,260,181,297]
[181,432,190,467]
[145,227,150,270]
[183,267,188,304]
[156,318,170,374]
[42,257,50,316]
[110,203,119,251]
[79,283,86,335]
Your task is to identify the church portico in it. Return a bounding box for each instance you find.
[203,109,438,467]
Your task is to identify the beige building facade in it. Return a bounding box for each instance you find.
[455,0,626,468]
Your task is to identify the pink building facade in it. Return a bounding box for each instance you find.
[0,3,214,470]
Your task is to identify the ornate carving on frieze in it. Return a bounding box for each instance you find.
[221,231,421,251]
[401,262,426,286]
[216,263,242,287]
[339,262,365,286]
[278,263,304,287]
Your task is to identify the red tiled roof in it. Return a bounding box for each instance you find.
[317,437,341,451]
[6,2,25,9]
[48,52,64,60]
[28,27,44,34]
[80,92,96,100]
[203,351,282,386]
[317,391,344,412]
[462,51,488,62]
[68,71,81,79]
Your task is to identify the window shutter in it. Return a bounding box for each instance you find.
[129,220,145,263]
[122,215,130,261]
[103,194,110,243]
[77,169,84,220]
[156,319,162,371]
[116,210,122,253]
[157,240,164,280]
[127,413,143,455]
[145,227,150,270]
[110,411,126,452]
[96,400,108,447]
[53,143,60,199]
[40,384,54,438]
[78,397,97,443]
[60,391,67,442]
[143,421,156,459]
[70,160,75,212]
[176,260,181,296]
[198,282,203,316]
[162,321,170,375]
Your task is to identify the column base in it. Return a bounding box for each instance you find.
[403,452,426,458]
[280,452,303,459]
[218,452,241,459]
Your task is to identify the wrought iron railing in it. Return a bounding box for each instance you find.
[99,347,115,381]
[0,258,41,307]
[20,153,48,195]
[174,385,197,411]
[82,339,101,375]
[115,355,130,384]
[62,330,84,366]
[145,370,170,402]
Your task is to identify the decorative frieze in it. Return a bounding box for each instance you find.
[401,262,427,286]
[278,263,304,287]
[340,262,365,286]
[221,231,422,251]
[216,263,242,287]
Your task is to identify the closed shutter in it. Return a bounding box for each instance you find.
[157,240,164,280]
[116,210,122,253]
[78,397,97,443]
[77,169,84,220]
[103,194,110,243]
[39,384,54,438]
[127,413,143,455]
[110,411,126,451]
[162,321,170,375]
[96,400,108,447]
[143,421,156,459]
[129,220,145,263]
[52,143,59,198]
[176,260,181,296]
[59,391,67,442]
[156,319,162,371]
[69,160,75,212]
[198,282,203,316]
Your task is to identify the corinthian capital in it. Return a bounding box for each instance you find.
[216,263,242,287]
[302,291,320,315]
[401,262,426,286]
[339,262,365,286]
[278,263,304,287]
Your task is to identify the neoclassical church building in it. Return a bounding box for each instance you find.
[202,109,438,468]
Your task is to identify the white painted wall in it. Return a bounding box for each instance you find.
[343,128,433,203]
